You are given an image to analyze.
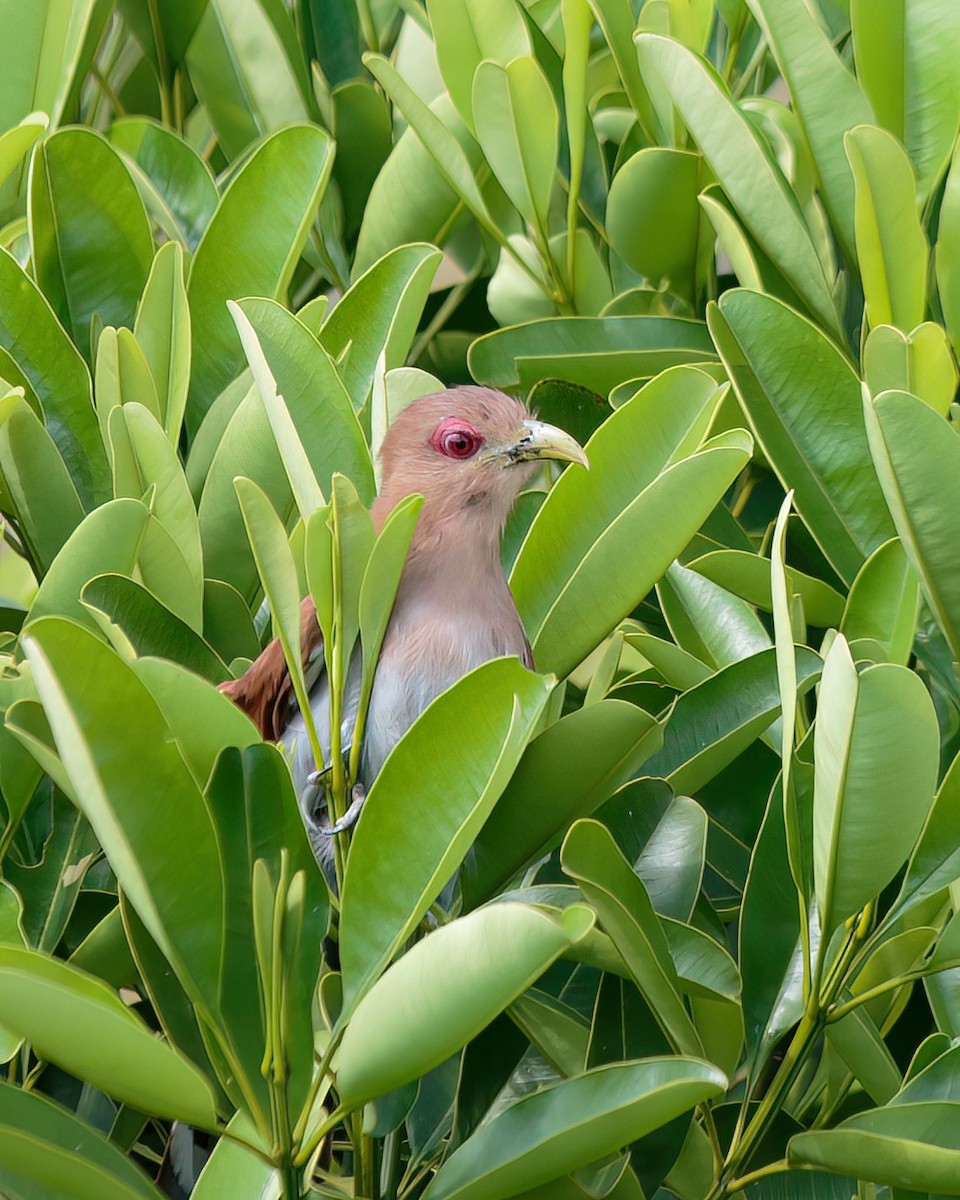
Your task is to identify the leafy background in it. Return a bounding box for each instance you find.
[0,0,958,1198]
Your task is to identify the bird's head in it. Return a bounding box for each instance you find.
[374,386,588,544]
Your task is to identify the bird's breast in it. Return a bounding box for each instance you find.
[361,607,529,782]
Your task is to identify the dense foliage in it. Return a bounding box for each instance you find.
[0,1,958,1198]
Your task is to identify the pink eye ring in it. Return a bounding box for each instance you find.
[430,418,483,460]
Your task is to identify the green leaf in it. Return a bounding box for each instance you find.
[185,0,312,160]
[114,403,204,629]
[840,538,919,666]
[234,477,310,719]
[186,124,334,432]
[789,1102,960,1192]
[425,0,532,132]
[644,647,822,795]
[813,634,939,938]
[512,370,750,679]
[747,0,873,261]
[472,57,558,230]
[0,946,218,1125]
[863,322,958,417]
[22,618,224,1008]
[0,1078,165,1200]
[357,493,423,705]
[562,819,703,1056]
[0,113,46,193]
[29,128,154,357]
[710,289,896,584]
[230,302,325,522]
[895,748,960,921]
[607,149,703,292]
[937,143,960,352]
[845,125,929,332]
[659,559,770,671]
[134,241,191,443]
[239,297,373,503]
[82,574,227,683]
[0,248,107,508]
[130,658,259,789]
[463,699,662,907]
[0,1,101,151]
[636,796,707,924]
[469,315,717,394]
[353,97,483,276]
[422,1056,724,1200]
[864,388,960,659]
[26,499,148,630]
[851,0,960,202]
[335,904,593,1106]
[96,328,163,450]
[0,391,84,575]
[364,53,496,235]
[339,659,553,1011]
[110,117,219,253]
[192,1114,279,1199]
[635,33,840,335]
[319,243,441,413]
[687,549,844,629]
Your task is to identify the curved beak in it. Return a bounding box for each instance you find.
[502,419,589,469]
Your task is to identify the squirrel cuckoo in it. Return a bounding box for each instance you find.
[221,386,587,853]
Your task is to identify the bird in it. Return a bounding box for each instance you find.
[220,386,588,856]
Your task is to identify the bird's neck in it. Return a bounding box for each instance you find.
[372,489,514,619]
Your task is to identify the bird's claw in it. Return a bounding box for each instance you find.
[320,785,366,836]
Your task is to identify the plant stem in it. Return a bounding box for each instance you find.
[725,1159,792,1194]
[708,1012,821,1199]
[827,959,960,1023]
[146,0,173,127]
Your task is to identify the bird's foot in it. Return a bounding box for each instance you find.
[321,785,366,836]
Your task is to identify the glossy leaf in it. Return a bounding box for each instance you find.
[814,634,939,937]
[463,699,662,907]
[110,117,219,253]
[645,647,821,795]
[748,0,872,260]
[635,34,840,334]
[0,391,84,574]
[133,241,191,443]
[840,538,919,666]
[851,0,960,201]
[469,315,717,394]
[512,369,750,679]
[472,57,557,230]
[863,321,958,416]
[0,946,218,1125]
[0,248,107,508]
[562,818,703,1056]
[426,0,531,132]
[864,388,960,659]
[687,548,845,629]
[422,1057,725,1200]
[319,243,441,413]
[186,124,334,432]
[335,904,594,1106]
[26,499,148,630]
[82,574,226,683]
[607,149,702,290]
[22,618,223,1007]
[339,659,553,1010]
[29,128,154,356]
[846,124,929,332]
[711,289,895,583]
[0,1078,164,1200]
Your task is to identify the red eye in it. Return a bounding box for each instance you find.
[431,418,482,460]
